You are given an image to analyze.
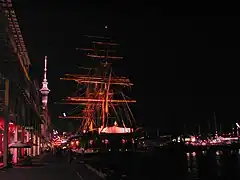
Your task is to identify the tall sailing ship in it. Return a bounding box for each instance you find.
[58,35,136,134]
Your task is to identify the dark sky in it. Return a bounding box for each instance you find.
[12,3,240,133]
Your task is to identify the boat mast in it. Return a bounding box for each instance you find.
[214,112,217,135]
[57,36,136,132]
[103,67,112,128]
[198,124,201,135]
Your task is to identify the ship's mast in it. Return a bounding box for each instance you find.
[58,36,136,132]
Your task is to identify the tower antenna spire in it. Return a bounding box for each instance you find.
[43,56,47,81]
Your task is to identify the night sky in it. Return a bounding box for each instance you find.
[12,3,240,133]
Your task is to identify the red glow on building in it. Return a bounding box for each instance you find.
[0,119,16,133]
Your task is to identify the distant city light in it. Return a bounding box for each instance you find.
[63,113,66,117]
[53,129,58,135]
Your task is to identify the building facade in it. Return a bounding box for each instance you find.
[0,1,47,166]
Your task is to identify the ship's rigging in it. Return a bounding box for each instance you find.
[58,35,136,133]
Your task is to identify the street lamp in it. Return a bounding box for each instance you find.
[236,123,240,136]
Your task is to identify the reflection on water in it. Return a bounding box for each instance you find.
[84,148,240,179]
[187,149,240,180]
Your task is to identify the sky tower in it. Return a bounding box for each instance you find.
[40,56,50,109]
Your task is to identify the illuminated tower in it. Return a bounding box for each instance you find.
[40,56,50,109]
[40,56,51,139]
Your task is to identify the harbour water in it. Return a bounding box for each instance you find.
[83,148,240,179]
[187,149,240,180]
